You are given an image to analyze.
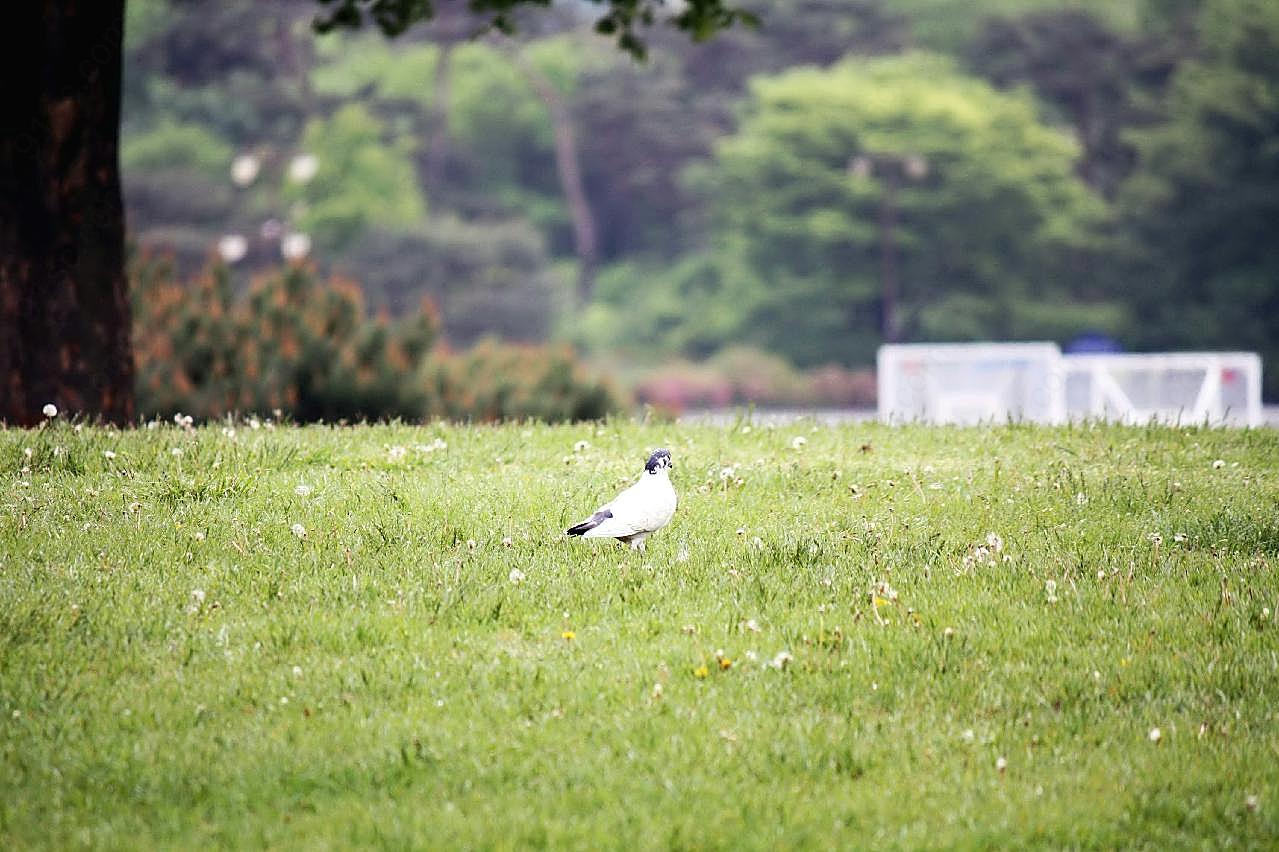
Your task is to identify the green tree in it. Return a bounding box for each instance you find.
[1120,0,1279,396]
[967,10,1152,198]
[289,103,427,250]
[673,53,1113,366]
[0,0,748,426]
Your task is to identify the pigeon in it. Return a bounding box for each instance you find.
[566,449,677,551]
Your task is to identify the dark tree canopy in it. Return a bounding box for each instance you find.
[313,0,757,58]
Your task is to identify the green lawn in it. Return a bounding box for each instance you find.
[2,418,1277,849]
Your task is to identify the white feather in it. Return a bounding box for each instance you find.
[581,468,677,539]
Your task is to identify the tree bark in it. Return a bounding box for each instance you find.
[0,0,133,426]
[503,43,599,306]
[424,41,455,194]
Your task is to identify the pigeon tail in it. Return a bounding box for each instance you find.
[567,509,612,536]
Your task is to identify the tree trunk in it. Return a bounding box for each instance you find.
[424,41,455,194]
[504,43,599,305]
[0,0,133,426]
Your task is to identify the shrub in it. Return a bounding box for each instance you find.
[632,347,878,412]
[425,340,621,423]
[132,256,621,422]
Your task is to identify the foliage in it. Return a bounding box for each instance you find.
[131,257,618,422]
[133,257,439,421]
[573,252,765,361]
[673,53,1114,365]
[1120,0,1279,397]
[121,119,236,179]
[425,340,620,422]
[967,10,1153,198]
[892,0,1141,52]
[289,103,428,251]
[113,0,1279,396]
[2,421,1277,846]
[311,0,760,59]
[338,217,563,347]
[634,347,878,412]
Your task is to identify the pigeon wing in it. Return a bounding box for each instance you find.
[567,509,613,537]
[581,480,669,539]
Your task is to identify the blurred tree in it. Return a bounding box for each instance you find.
[337,216,561,347]
[666,0,909,94]
[287,103,427,250]
[0,0,747,425]
[572,54,725,262]
[891,0,1140,53]
[968,11,1143,198]
[639,54,1114,366]
[1120,0,1279,396]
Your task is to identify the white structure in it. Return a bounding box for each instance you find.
[1063,352,1262,427]
[878,343,1263,427]
[877,343,1065,425]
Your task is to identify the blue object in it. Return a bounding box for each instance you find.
[1065,332,1123,354]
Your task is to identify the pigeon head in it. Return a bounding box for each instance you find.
[644,448,673,474]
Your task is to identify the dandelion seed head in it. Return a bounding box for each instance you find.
[996,756,1008,772]
[103,450,116,460]
[790,435,807,450]
[509,568,526,584]
[291,523,306,539]
[1212,459,1225,469]
[1149,727,1162,743]
[295,484,313,497]
[42,403,58,418]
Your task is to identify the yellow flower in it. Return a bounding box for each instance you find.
[718,657,733,671]
[874,596,891,608]
[693,665,709,679]
[561,630,575,641]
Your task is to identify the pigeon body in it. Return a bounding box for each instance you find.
[567,449,677,551]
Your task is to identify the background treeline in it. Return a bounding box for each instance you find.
[122,0,1279,403]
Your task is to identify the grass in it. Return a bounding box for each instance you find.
[2,416,1277,849]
